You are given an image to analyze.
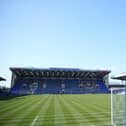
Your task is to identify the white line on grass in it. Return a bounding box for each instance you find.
[30,95,52,126]
[31,115,39,126]
[36,111,110,116]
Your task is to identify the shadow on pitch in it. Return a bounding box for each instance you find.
[0,94,28,100]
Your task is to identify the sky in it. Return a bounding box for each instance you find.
[0,0,126,87]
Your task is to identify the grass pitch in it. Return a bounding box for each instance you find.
[0,94,112,126]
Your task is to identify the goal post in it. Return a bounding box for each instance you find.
[111,88,125,126]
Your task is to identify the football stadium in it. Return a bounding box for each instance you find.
[0,67,113,126]
[1,0,126,125]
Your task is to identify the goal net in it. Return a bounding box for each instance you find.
[111,88,125,126]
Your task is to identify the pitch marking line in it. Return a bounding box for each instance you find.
[31,115,39,126]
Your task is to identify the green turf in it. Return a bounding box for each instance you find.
[0,94,113,126]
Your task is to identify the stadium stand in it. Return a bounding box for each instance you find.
[10,67,111,95]
[0,77,9,95]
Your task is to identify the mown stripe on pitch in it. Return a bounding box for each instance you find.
[0,95,37,116]
[69,95,111,121]
[0,95,43,125]
[0,96,32,114]
[0,96,28,108]
[0,95,52,126]
[54,95,68,126]
[69,95,108,122]
[0,96,37,117]
[39,95,55,126]
[74,94,110,112]
[30,95,53,126]
[8,95,50,126]
[0,97,32,120]
[71,95,110,118]
[64,95,110,125]
[60,95,85,126]
[0,94,112,126]
[0,96,38,125]
[64,95,103,123]
[69,95,109,114]
[58,95,84,126]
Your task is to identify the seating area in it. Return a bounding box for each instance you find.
[11,78,109,95]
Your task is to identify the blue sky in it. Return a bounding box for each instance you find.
[0,0,126,87]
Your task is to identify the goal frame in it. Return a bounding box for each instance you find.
[111,86,126,126]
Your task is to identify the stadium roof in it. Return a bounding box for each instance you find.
[111,73,126,80]
[10,67,111,79]
[0,77,6,81]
